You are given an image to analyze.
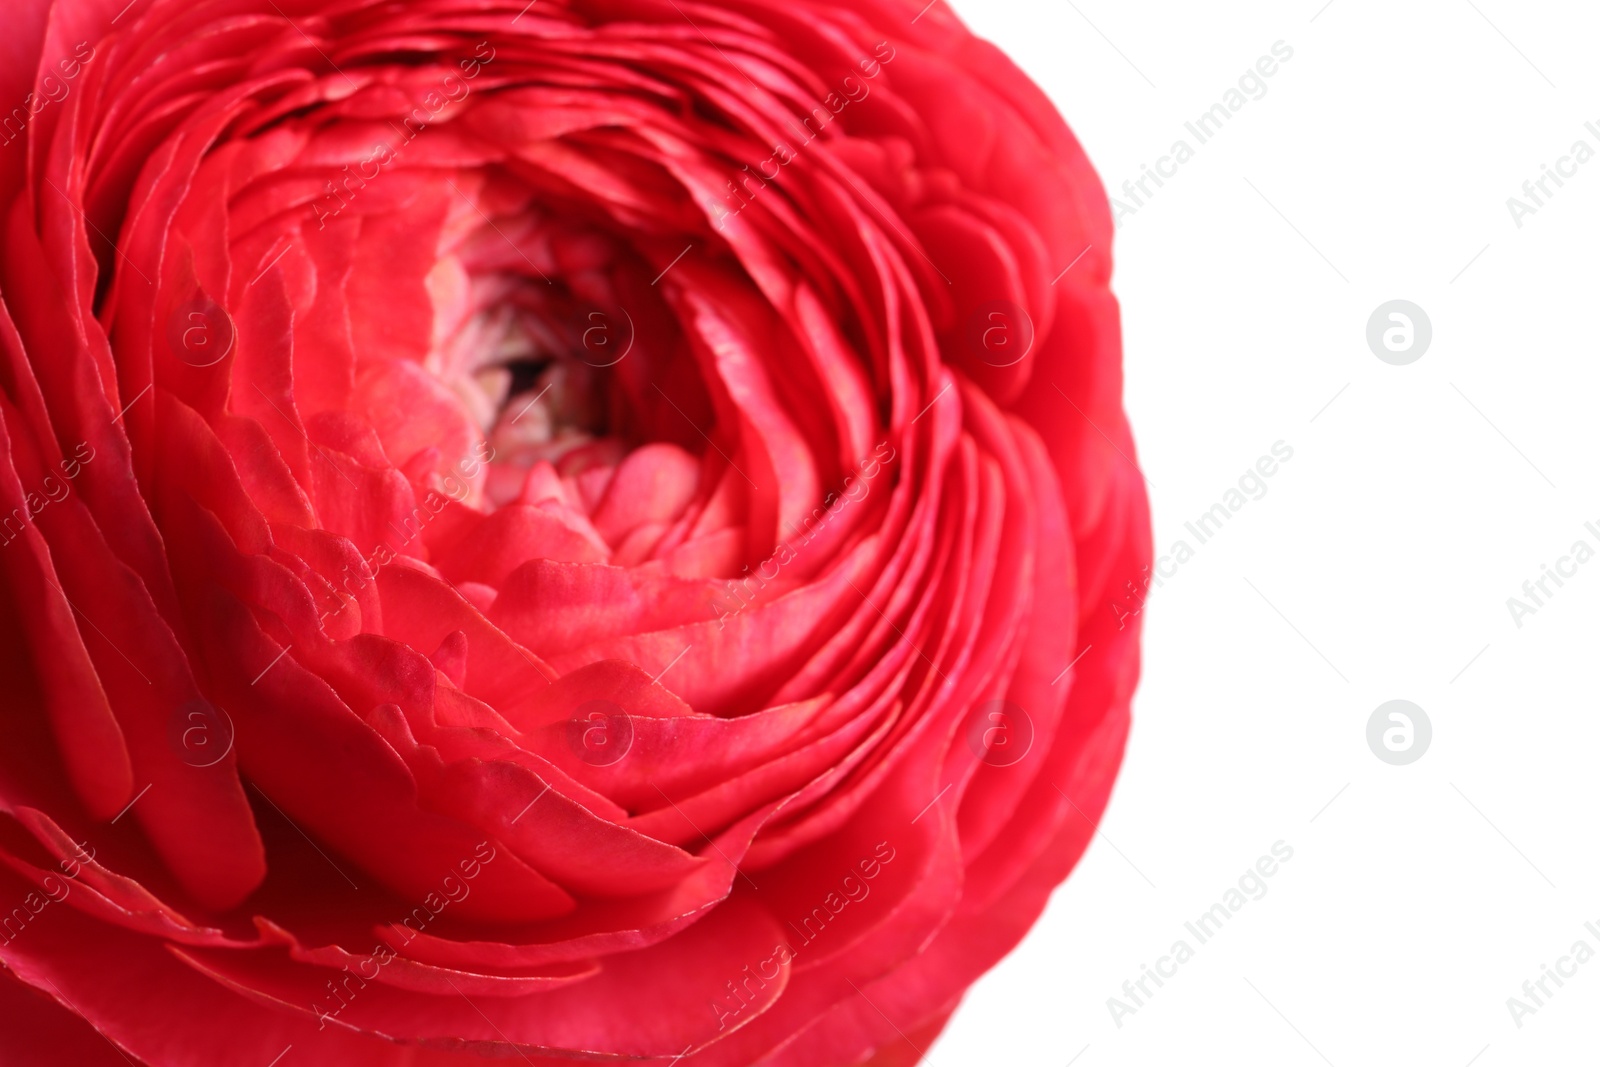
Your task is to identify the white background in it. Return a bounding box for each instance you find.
[934,2,1600,1065]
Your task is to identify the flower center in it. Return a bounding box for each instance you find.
[425,206,648,509]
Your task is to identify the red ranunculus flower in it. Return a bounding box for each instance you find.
[0,0,1149,1063]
